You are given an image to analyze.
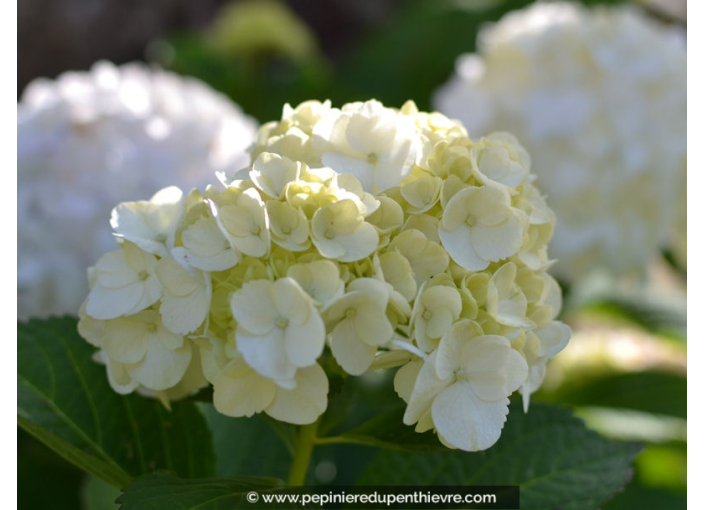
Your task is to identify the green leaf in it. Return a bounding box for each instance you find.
[197,404,291,479]
[323,406,446,452]
[18,427,85,510]
[17,317,216,487]
[17,415,131,488]
[543,371,687,420]
[357,402,642,510]
[82,475,122,510]
[603,484,686,510]
[116,472,285,510]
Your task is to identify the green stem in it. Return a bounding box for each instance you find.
[287,419,321,486]
[312,436,348,446]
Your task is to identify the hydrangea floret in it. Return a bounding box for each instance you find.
[433,2,686,282]
[79,98,570,452]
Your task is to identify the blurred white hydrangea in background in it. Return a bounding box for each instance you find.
[434,2,686,283]
[17,61,259,319]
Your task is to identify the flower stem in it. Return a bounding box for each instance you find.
[287,419,321,486]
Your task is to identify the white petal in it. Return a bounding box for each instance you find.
[160,285,210,335]
[438,225,488,271]
[87,282,149,320]
[126,338,192,391]
[333,223,380,262]
[322,153,375,192]
[284,312,326,368]
[432,381,509,451]
[236,327,297,382]
[403,351,451,426]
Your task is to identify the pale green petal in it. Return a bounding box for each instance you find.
[78,304,105,348]
[366,195,404,234]
[287,260,344,306]
[265,364,328,424]
[111,186,186,257]
[156,257,200,297]
[329,320,377,375]
[160,285,209,335]
[394,359,423,403]
[425,308,456,340]
[103,317,149,365]
[272,277,310,326]
[284,312,325,368]
[472,214,524,262]
[379,251,416,301]
[460,335,527,401]
[230,280,278,334]
[353,303,394,346]
[370,349,413,371]
[94,351,139,395]
[153,321,185,350]
[328,223,379,263]
[438,224,488,271]
[213,359,277,417]
[91,249,135,288]
[250,152,301,199]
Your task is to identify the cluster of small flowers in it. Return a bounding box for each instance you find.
[434,2,686,283]
[78,99,570,452]
[18,61,258,318]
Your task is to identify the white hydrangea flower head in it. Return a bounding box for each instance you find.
[18,61,259,318]
[434,2,686,282]
[78,98,569,441]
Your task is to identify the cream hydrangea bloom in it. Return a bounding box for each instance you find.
[210,355,328,425]
[85,242,161,320]
[80,309,193,392]
[323,278,396,375]
[402,320,528,451]
[313,100,419,193]
[439,185,526,271]
[111,186,187,257]
[434,2,686,281]
[155,256,211,335]
[78,98,569,440]
[18,61,258,318]
[230,277,325,387]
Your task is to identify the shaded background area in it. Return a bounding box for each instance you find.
[18,0,686,105]
[17,0,411,96]
[17,1,687,509]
